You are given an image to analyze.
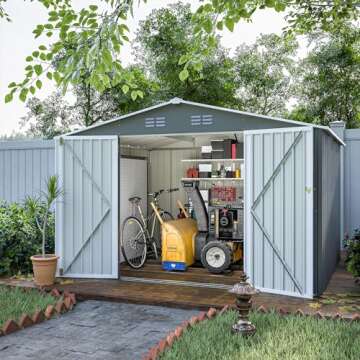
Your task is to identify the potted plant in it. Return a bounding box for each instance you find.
[27,175,62,286]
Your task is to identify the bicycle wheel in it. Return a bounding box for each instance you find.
[153,210,174,251]
[121,216,147,269]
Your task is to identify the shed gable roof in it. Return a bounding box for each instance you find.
[67,98,344,145]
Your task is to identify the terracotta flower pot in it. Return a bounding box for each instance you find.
[31,255,59,286]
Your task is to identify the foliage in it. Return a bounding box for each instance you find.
[161,310,360,360]
[25,175,62,258]
[20,92,74,138]
[345,228,360,279]
[135,3,236,107]
[0,201,55,275]
[234,33,298,116]
[290,25,360,127]
[0,285,58,327]
[3,1,358,103]
[71,65,157,127]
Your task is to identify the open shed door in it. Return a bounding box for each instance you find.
[244,127,313,298]
[55,136,118,278]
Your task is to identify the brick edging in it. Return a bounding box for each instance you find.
[0,286,77,337]
[143,303,360,360]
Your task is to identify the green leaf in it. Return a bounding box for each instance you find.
[19,88,28,102]
[8,82,17,88]
[29,86,36,95]
[36,80,42,89]
[53,72,61,84]
[216,21,223,30]
[46,72,53,80]
[178,55,188,65]
[102,49,113,68]
[5,93,13,103]
[122,84,129,94]
[89,5,98,11]
[131,90,138,101]
[193,62,203,72]
[179,69,189,81]
[225,18,234,32]
[34,64,43,76]
[39,45,47,51]
[32,51,39,58]
[137,90,144,99]
[26,56,33,62]
[203,18,213,34]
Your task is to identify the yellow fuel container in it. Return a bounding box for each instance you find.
[161,218,197,271]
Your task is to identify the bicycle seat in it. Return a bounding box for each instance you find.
[128,196,141,203]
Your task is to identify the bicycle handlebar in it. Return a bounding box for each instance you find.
[148,188,179,198]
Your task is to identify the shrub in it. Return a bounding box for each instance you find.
[345,228,360,279]
[0,201,55,276]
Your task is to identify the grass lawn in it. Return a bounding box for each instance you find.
[161,310,360,360]
[0,285,59,327]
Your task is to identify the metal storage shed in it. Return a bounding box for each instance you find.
[55,98,343,299]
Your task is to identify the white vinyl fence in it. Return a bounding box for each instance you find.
[330,122,360,241]
[0,140,55,203]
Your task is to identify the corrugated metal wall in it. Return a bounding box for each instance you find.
[245,128,313,298]
[149,148,200,216]
[344,129,360,237]
[314,129,340,295]
[55,137,118,278]
[0,140,54,203]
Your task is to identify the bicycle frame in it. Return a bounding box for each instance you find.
[130,202,162,241]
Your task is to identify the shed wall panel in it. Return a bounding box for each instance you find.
[0,140,54,203]
[314,129,340,295]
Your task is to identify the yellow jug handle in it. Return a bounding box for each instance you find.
[151,202,164,225]
[177,200,189,218]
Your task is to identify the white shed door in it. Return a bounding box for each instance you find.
[55,136,118,278]
[244,127,314,298]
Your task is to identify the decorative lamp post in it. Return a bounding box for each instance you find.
[229,273,259,336]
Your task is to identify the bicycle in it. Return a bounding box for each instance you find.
[120,188,179,269]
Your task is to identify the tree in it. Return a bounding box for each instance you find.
[71,65,158,127]
[134,3,237,106]
[20,92,73,138]
[290,25,360,128]
[233,34,297,116]
[3,0,358,103]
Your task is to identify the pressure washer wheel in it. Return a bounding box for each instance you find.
[201,241,232,274]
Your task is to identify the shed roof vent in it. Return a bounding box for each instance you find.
[191,114,214,126]
[145,116,167,128]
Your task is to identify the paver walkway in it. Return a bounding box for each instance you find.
[0,301,197,360]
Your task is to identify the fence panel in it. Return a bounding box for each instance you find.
[344,129,360,237]
[0,140,55,203]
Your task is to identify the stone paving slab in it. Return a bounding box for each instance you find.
[0,300,198,360]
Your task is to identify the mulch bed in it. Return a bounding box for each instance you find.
[0,286,76,337]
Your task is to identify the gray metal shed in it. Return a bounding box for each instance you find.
[55,98,343,298]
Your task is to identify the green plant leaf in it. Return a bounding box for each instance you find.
[179,69,189,81]
[130,90,138,101]
[34,64,43,76]
[122,84,129,94]
[5,93,13,103]
[36,80,42,89]
[178,55,188,65]
[19,88,28,102]
[225,18,234,32]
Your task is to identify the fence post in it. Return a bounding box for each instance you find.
[330,121,345,249]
